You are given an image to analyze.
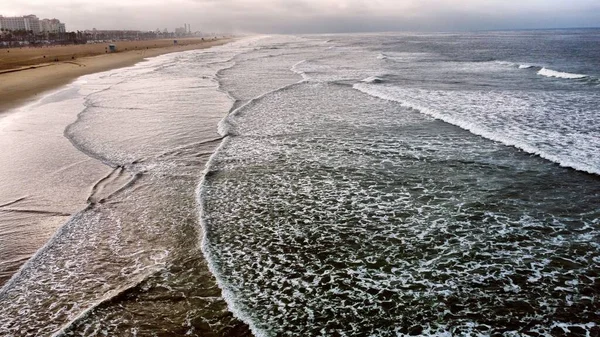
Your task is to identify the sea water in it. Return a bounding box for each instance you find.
[1,31,599,336]
[202,31,600,336]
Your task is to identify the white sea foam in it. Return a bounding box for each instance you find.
[202,79,600,336]
[196,136,270,337]
[205,33,600,337]
[538,67,588,79]
[290,60,310,81]
[494,60,516,67]
[353,83,600,176]
[361,76,384,83]
[199,36,321,337]
[377,52,437,63]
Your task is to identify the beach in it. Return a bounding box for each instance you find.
[0,38,255,335]
[0,38,231,113]
[0,37,232,286]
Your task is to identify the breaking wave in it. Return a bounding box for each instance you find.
[537,67,588,79]
[353,82,600,176]
[361,76,385,83]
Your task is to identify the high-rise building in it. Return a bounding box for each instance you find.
[40,18,66,34]
[0,15,64,34]
[23,15,40,33]
[0,16,27,31]
[0,15,41,33]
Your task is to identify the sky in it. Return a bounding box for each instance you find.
[1,0,599,33]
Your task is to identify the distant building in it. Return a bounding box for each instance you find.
[86,29,143,41]
[0,16,26,31]
[24,15,41,33]
[0,15,40,33]
[0,15,65,34]
[40,18,66,34]
[175,24,191,37]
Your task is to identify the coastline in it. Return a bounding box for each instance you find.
[1,38,254,335]
[0,38,234,285]
[0,38,232,114]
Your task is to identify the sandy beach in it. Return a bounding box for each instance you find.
[0,38,231,113]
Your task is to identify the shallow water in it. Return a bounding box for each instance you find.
[0,87,111,285]
[0,39,268,336]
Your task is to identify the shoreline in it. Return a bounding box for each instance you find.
[0,38,233,114]
[0,38,234,286]
[1,39,254,334]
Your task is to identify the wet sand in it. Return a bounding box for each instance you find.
[0,93,112,284]
[0,38,231,113]
[0,38,231,286]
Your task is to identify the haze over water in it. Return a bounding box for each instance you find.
[1,30,600,336]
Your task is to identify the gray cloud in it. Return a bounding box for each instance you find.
[1,0,599,33]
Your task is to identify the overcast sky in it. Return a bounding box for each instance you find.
[1,0,599,33]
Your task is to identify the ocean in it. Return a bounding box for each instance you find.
[1,30,600,336]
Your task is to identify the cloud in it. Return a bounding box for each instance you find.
[0,0,599,33]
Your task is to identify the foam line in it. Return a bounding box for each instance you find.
[50,269,161,337]
[195,136,270,337]
[290,60,310,81]
[361,76,384,84]
[353,83,600,176]
[193,38,312,337]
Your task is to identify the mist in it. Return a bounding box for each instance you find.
[1,0,599,33]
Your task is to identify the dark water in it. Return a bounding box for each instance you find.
[201,31,600,336]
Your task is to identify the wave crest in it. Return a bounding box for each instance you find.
[538,67,588,79]
[353,82,600,176]
[361,76,384,84]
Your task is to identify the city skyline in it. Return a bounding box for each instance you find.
[0,13,197,35]
[0,0,599,34]
[0,15,66,34]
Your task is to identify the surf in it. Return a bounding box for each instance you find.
[353,81,600,176]
[537,67,588,79]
